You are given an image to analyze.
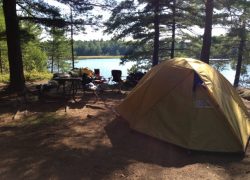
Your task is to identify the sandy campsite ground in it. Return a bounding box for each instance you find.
[0,82,250,180]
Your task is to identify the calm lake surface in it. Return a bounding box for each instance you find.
[75,58,245,85]
[75,58,135,79]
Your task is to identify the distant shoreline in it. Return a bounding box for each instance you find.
[76,55,122,59]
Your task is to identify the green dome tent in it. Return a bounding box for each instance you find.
[116,58,250,153]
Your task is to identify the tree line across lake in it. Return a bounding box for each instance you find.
[74,40,130,56]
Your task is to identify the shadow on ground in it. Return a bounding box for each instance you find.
[0,86,249,179]
[105,118,246,164]
[0,113,249,179]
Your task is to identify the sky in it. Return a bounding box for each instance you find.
[44,0,227,41]
[44,0,112,40]
[75,28,111,41]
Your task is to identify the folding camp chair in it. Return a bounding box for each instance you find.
[94,69,100,79]
[111,70,123,92]
[81,73,99,100]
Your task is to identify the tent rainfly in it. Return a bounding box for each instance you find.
[116,58,250,153]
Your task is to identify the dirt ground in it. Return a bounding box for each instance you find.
[0,83,250,180]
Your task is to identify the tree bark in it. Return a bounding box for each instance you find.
[233,22,246,87]
[0,49,3,74]
[170,0,176,59]
[51,55,54,73]
[200,0,214,64]
[51,27,55,73]
[152,0,160,67]
[3,0,25,92]
[70,8,75,69]
[57,60,60,73]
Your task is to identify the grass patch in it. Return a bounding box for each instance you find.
[24,71,53,82]
[76,55,122,59]
[0,71,53,83]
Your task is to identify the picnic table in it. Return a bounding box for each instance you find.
[53,77,82,100]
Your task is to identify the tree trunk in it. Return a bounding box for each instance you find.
[70,8,75,69]
[57,60,60,73]
[3,0,25,92]
[51,27,55,73]
[233,23,246,87]
[0,49,3,74]
[152,0,160,67]
[200,0,214,64]
[51,55,54,73]
[170,0,176,59]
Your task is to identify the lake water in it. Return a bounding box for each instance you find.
[215,63,235,83]
[75,58,135,79]
[74,58,245,85]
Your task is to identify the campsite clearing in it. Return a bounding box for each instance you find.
[0,85,250,179]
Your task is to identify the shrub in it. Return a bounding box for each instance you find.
[0,73,9,83]
[0,71,53,83]
[24,71,53,81]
